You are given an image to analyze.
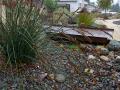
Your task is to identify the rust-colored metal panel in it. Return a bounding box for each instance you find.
[47,25,114,44]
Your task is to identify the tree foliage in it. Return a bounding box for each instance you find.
[111,3,120,12]
[97,0,113,11]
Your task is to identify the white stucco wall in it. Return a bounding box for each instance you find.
[86,5,96,12]
[58,0,88,12]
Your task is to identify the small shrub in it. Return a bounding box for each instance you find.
[0,1,44,65]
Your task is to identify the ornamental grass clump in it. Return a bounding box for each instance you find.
[77,8,94,27]
[0,0,44,65]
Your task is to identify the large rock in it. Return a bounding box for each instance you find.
[107,40,120,51]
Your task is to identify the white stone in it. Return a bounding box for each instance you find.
[89,69,94,74]
[84,68,89,73]
[116,56,120,60]
[88,55,96,60]
[100,56,109,61]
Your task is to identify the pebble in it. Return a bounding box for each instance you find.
[108,51,115,58]
[84,68,94,74]
[118,79,120,82]
[100,56,109,61]
[48,74,55,80]
[39,73,48,81]
[95,46,104,54]
[55,74,66,83]
[114,56,120,64]
[116,56,120,60]
[88,55,96,60]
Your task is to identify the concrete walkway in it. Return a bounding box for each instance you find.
[96,19,120,41]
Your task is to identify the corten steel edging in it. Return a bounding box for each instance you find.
[46,25,114,44]
[68,34,110,44]
[50,33,110,44]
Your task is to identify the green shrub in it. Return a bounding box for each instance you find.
[0,1,44,65]
[77,13,95,27]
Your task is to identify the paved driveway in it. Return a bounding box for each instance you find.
[96,19,120,41]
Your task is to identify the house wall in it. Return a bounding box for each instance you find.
[58,0,88,12]
[86,5,96,12]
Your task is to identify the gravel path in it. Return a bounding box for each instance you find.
[96,19,120,41]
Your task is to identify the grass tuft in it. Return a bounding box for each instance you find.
[0,0,44,65]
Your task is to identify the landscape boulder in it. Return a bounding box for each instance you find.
[107,40,120,51]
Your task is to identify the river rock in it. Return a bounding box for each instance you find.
[100,56,109,61]
[108,51,114,58]
[116,56,120,60]
[88,55,96,60]
[100,48,109,55]
[48,74,55,80]
[55,74,66,83]
[107,40,120,51]
[114,56,120,64]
